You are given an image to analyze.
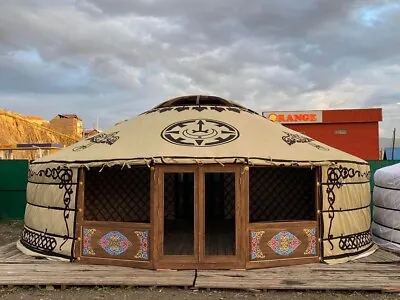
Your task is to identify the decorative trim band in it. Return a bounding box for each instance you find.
[23,224,76,241]
[141,105,259,117]
[21,227,57,253]
[322,243,375,260]
[20,239,72,260]
[322,228,371,241]
[29,156,369,166]
[338,230,372,251]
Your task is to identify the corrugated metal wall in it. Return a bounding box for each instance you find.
[0,160,28,219]
[287,122,380,160]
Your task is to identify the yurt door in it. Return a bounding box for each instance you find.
[155,165,245,269]
[155,166,199,268]
[197,166,244,269]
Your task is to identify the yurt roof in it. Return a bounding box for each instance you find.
[33,95,366,167]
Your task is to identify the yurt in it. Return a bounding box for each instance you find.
[18,95,375,270]
[372,163,400,252]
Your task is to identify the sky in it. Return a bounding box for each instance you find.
[0,0,400,137]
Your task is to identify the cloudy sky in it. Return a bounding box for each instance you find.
[0,0,399,137]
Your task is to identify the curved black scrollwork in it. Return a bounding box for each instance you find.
[73,132,120,152]
[21,228,57,252]
[282,132,329,151]
[338,230,372,251]
[282,132,313,145]
[326,166,370,250]
[29,166,73,250]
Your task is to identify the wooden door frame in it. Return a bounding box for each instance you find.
[153,165,199,270]
[153,164,247,270]
[198,165,246,269]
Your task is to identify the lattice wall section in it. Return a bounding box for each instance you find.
[163,173,195,221]
[223,173,235,220]
[84,166,151,223]
[249,167,316,222]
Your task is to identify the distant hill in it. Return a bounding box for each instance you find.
[0,109,80,159]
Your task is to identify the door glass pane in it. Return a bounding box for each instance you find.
[163,172,194,256]
[204,172,236,256]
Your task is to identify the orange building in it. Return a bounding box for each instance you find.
[263,108,383,160]
[49,114,83,139]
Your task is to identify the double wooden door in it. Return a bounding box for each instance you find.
[153,165,246,270]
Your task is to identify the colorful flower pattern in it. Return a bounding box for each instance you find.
[134,231,149,260]
[304,228,317,255]
[251,231,265,260]
[82,228,96,256]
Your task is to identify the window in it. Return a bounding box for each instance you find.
[249,167,316,222]
[84,166,151,223]
[334,129,347,135]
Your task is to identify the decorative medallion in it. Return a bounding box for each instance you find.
[99,231,132,256]
[73,131,120,152]
[161,119,239,147]
[304,228,317,255]
[134,231,149,260]
[267,231,301,256]
[82,228,96,256]
[250,231,265,260]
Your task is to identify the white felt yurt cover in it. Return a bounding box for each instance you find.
[17,95,375,264]
[372,163,400,252]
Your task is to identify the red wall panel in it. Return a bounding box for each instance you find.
[322,108,382,123]
[285,122,379,160]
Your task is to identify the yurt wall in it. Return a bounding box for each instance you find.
[247,166,320,269]
[18,163,79,260]
[320,162,374,263]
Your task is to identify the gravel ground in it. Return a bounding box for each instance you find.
[0,287,399,300]
[0,220,23,246]
[0,221,398,300]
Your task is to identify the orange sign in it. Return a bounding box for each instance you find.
[263,111,322,124]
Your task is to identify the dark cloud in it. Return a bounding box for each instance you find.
[0,0,399,137]
[364,90,400,107]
